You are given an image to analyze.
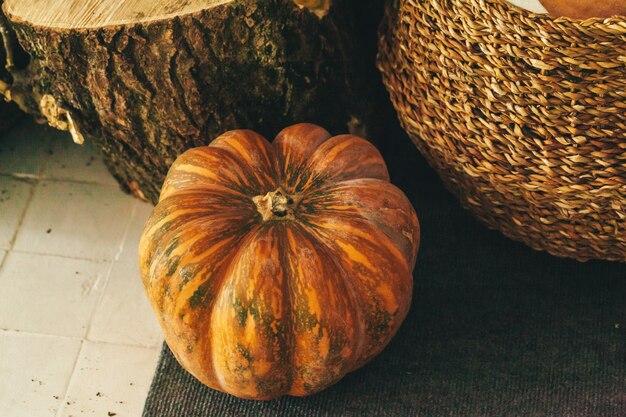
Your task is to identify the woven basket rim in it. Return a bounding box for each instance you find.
[453,0,626,34]
[377,0,626,262]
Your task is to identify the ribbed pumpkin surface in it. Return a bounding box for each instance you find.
[139,123,419,399]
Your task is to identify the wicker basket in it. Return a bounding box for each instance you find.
[377,0,626,261]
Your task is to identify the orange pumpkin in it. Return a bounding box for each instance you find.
[139,123,420,399]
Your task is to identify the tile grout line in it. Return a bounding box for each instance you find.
[6,174,39,251]
[0,171,120,188]
[83,336,165,351]
[2,131,117,189]
[0,328,81,341]
[1,328,163,350]
[115,199,142,263]
[2,141,51,273]
[76,200,162,417]
[9,249,119,264]
[0,172,41,277]
[85,335,164,351]
[0,250,8,279]
[54,340,163,417]
[2,125,160,417]
[83,199,140,342]
[54,339,84,417]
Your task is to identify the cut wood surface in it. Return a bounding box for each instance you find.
[0,1,25,131]
[5,0,233,28]
[3,0,384,203]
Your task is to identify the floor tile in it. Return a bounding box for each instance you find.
[59,341,161,417]
[41,133,117,185]
[0,176,33,250]
[88,257,162,347]
[0,118,51,176]
[88,199,162,347]
[117,200,153,263]
[0,252,110,337]
[0,331,81,417]
[1,119,159,417]
[13,181,135,261]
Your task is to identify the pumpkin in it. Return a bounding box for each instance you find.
[139,123,420,399]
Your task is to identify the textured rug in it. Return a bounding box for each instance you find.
[143,128,625,417]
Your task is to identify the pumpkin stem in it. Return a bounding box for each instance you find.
[253,188,297,221]
[270,191,290,217]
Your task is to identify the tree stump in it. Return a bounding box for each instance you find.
[3,0,385,203]
[0,3,25,132]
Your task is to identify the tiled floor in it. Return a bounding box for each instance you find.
[0,118,162,417]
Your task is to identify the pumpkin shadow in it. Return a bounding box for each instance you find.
[143,125,626,417]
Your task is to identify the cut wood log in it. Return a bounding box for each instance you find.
[3,0,385,203]
[0,2,25,132]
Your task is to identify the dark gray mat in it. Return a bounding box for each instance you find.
[143,131,625,417]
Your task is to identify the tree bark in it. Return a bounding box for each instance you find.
[0,3,26,132]
[3,0,385,203]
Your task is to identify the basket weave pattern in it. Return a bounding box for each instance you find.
[377,0,626,261]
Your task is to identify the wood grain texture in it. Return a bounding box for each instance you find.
[139,124,420,399]
[4,0,232,28]
[5,0,335,28]
[3,0,384,203]
[0,0,26,129]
